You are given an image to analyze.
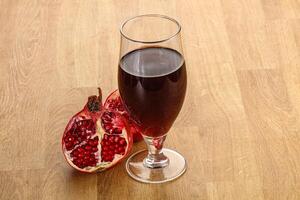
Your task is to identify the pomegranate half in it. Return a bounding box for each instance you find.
[62,89,132,173]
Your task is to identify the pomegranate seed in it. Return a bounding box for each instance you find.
[109,136,114,143]
[117,147,123,152]
[68,136,74,142]
[92,140,98,147]
[114,137,120,143]
[64,137,69,142]
[104,156,111,162]
[103,146,109,151]
[104,124,112,131]
[79,126,86,132]
[104,135,108,140]
[79,131,85,137]
[78,153,84,158]
[66,131,71,136]
[92,147,98,152]
[65,142,72,149]
[85,145,91,150]
[88,140,94,146]
[89,161,95,166]
[119,138,126,146]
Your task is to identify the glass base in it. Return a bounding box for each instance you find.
[126,148,187,184]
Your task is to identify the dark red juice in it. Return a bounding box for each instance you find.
[118,47,187,137]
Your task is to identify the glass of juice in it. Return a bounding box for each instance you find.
[118,14,187,183]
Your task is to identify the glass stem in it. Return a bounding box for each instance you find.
[143,134,169,168]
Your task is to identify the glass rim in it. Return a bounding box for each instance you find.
[120,14,181,44]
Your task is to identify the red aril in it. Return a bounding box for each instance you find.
[62,89,132,173]
[104,90,143,142]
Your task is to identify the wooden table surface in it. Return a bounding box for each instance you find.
[1,0,300,199]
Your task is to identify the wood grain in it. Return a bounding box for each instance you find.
[0,0,299,199]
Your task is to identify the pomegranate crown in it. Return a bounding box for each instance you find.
[87,88,102,112]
